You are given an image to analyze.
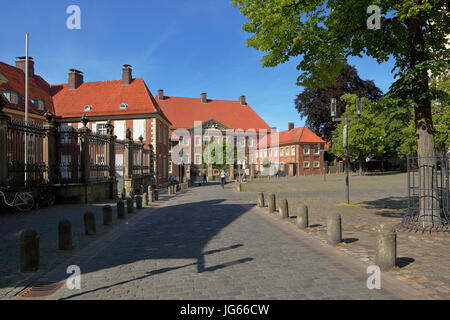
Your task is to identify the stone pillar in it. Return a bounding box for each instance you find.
[229,164,235,180]
[0,109,10,186]
[207,164,213,180]
[58,219,73,250]
[20,229,40,273]
[168,185,172,195]
[84,211,96,235]
[268,194,276,213]
[327,212,342,245]
[186,164,191,181]
[289,163,294,176]
[296,204,308,229]
[375,224,397,271]
[136,195,143,209]
[103,205,113,225]
[278,199,289,219]
[117,200,126,219]
[257,193,265,208]
[126,197,134,213]
[43,113,58,184]
[236,182,241,192]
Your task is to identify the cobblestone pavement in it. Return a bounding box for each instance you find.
[238,174,450,299]
[4,181,429,300]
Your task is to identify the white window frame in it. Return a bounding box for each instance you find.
[280,148,284,156]
[133,119,146,140]
[285,147,289,156]
[195,154,202,165]
[304,161,310,168]
[114,120,125,140]
[96,122,107,135]
[304,145,310,155]
[314,144,320,155]
[292,146,296,155]
[314,161,320,168]
[195,136,201,146]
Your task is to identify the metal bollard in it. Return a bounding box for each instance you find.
[268,194,276,213]
[375,224,397,271]
[58,219,73,250]
[20,229,40,273]
[296,204,308,229]
[103,205,113,225]
[278,199,289,219]
[327,212,342,245]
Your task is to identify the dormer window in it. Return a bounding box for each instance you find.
[3,91,19,105]
[37,100,45,111]
[120,103,128,110]
[84,105,93,112]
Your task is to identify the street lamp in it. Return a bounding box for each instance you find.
[331,97,363,204]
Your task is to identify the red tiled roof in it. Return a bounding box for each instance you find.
[51,78,167,119]
[157,96,271,131]
[258,126,325,148]
[0,62,55,116]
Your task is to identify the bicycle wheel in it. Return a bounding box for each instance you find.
[16,193,35,212]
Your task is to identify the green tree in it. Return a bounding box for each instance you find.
[232,0,450,223]
[202,140,237,170]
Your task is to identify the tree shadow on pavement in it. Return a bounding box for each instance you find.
[359,197,408,218]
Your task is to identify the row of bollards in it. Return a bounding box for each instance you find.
[19,190,157,273]
[168,182,189,196]
[256,192,397,271]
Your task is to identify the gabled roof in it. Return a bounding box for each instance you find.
[157,96,271,132]
[51,78,169,121]
[0,62,55,116]
[258,126,325,148]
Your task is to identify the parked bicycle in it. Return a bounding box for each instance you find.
[35,185,55,209]
[0,186,34,212]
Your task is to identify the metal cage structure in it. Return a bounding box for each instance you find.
[398,154,450,233]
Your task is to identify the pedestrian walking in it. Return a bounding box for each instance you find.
[220,170,226,188]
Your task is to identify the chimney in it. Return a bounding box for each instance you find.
[201,92,207,104]
[239,95,246,106]
[288,122,294,131]
[122,64,132,86]
[271,127,278,133]
[158,89,164,100]
[68,69,83,90]
[15,56,34,77]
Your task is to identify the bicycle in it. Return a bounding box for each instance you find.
[36,185,55,209]
[0,186,34,212]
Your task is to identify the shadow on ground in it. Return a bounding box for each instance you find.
[359,197,408,218]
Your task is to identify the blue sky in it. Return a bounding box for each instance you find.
[0,0,396,131]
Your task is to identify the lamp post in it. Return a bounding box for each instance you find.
[331,97,363,204]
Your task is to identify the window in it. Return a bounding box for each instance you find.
[9,92,19,104]
[285,147,289,156]
[183,137,189,145]
[115,121,125,140]
[204,136,210,144]
[304,145,310,155]
[37,100,45,111]
[240,139,245,147]
[195,136,201,146]
[249,138,254,147]
[274,148,278,156]
[133,119,145,140]
[120,103,128,110]
[280,148,284,156]
[195,154,201,165]
[83,105,93,112]
[96,123,107,135]
[314,144,320,154]
[31,99,38,108]
[314,161,320,168]
[292,146,296,155]
[304,161,310,168]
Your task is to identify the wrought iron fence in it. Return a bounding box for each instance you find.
[115,139,126,197]
[7,119,47,186]
[89,132,110,181]
[143,149,150,175]
[133,144,142,175]
[56,125,82,184]
[399,154,450,233]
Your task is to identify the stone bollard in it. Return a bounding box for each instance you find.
[168,185,172,195]
[117,200,126,219]
[84,211,97,235]
[126,197,134,214]
[257,193,265,208]
[20,229,40,273]
[278,199,289,219]
[149,190,155,203]
[375,224,397,271]
[327,212,342,245]
[268,194,276,213]
[296,204,308,229]
[103,205,113,225]
[58,219,73,250]
[154,190,159,201]
[144,193,149,206]
[236,182,241,192]
[136,195,143,209]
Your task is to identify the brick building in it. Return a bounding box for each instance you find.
[50,65,171,186]
[156,90,271,180]
[257,123,326,176]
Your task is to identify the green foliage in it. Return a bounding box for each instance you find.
[331,94,411,159]
[262,157,270,168]
[202,140,237,170]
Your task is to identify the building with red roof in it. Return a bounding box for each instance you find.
[0,58,55,124]
[50,65,172,185]
[256,123,326,176]
[156,90,272,180]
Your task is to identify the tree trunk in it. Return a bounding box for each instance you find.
[408,14,441,226]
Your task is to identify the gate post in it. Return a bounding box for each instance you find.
[124,129,134,197]
[0,103,10,186]
[106,121,116,198]
[43,112,58,184]
[79,115,91,184]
